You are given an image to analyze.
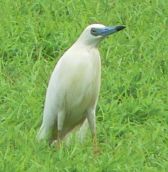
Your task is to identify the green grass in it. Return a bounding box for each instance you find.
[0,0,168,171]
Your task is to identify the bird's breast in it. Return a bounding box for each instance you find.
[62,48,101,127]
[65,60,100,110]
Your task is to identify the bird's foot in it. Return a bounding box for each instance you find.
[92,135,101,155]
[93,145,101,155]
[51,139,62,149]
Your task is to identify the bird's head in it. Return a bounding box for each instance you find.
[77,24,125,47]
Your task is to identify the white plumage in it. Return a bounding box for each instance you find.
[37,24,125,145]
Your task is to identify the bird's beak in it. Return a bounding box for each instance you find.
[93,25,125,36]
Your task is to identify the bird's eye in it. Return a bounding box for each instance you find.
[91,28,97,36]
[91,28,96,33]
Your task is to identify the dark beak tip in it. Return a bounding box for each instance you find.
[116,25,126,31]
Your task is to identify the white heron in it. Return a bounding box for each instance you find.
[37,24,125,147]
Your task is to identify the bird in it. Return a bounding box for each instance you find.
[37,23,125,147]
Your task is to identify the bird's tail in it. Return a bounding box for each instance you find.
[36,125,48,141]
[77,119,89,143]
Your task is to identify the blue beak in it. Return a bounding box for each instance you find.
[91,25,125,36]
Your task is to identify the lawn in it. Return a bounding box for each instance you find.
[0,0,168,171]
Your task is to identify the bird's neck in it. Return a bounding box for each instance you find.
[74,39,99,49]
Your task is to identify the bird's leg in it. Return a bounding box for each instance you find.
[87,109,100,154]
[56,130,62,148]
[55,110,65,148]
[93,132,97,147]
